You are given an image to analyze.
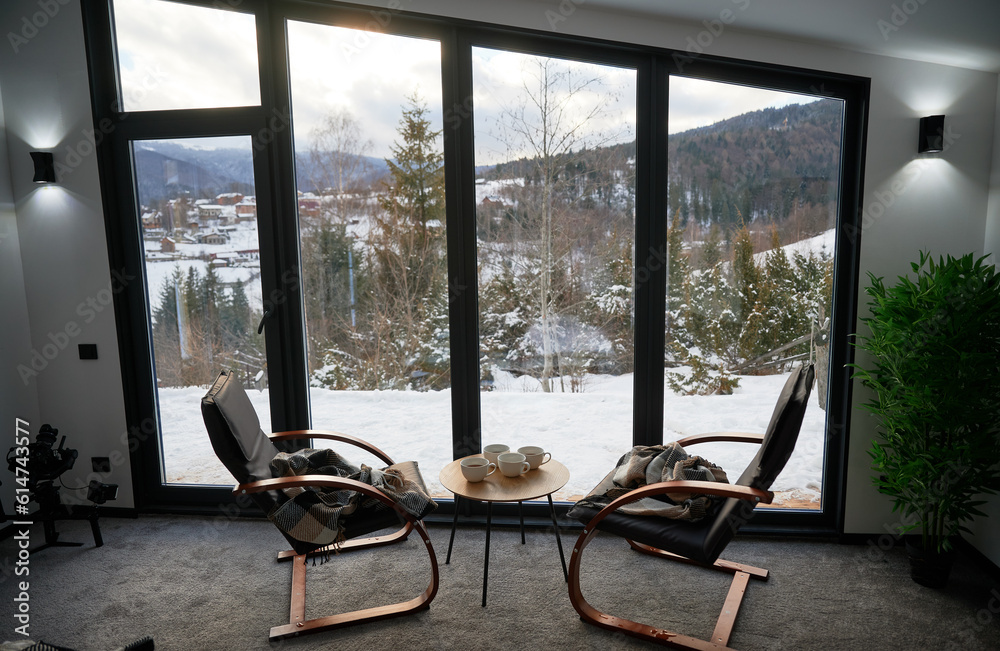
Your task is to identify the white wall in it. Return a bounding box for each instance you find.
[2,0,997,562]
[0,0,133,509]
[0,77,41,520]
[976,77,1000,564]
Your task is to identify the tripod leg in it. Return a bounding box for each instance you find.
[90,510,104,547]
[43,518,59,546]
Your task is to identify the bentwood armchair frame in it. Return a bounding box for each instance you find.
[567,364,814,650]
[202,371,439,642]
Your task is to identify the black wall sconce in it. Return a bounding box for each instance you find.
[918,115,945,153]
[30,151,56,183]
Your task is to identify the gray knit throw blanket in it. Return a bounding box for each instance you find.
[568,442,729,522]
[267,448,437,549]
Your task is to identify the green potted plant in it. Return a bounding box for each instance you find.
[853,252,1000,588]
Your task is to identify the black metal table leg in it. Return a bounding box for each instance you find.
[548,494,568,581]
[519,501,525,544]
[482,501,493,607]
[446,495,460,564]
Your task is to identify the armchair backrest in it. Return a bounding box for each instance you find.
[735,362,815,490]
[201,370,282,513]
[699,363,814,563]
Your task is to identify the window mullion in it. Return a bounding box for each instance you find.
[632,56,668,447]
[443,28,482,459]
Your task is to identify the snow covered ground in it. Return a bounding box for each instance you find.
[159,368,825,506]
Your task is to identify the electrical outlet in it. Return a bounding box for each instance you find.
[92,457,111,473]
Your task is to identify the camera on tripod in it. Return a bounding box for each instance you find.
[6,423,116,550]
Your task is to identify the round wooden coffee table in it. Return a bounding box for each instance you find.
[440,456,570,607]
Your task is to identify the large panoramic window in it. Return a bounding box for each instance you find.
[288,21,451,495]
[91,0,865,525]
[473,48,637,500]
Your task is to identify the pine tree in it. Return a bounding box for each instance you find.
[151,267,184,387]
[221,281,252,350]
[700,224,723,269]
[665,211,691,337]
[302,218,358,344]
[379,93,445,233]
[732,221,759,322]
[583,232,634,374]
[361,93,449,390]
[480,263,537,377]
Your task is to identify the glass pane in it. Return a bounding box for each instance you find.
[287,22,451,494]
[665,77,844,510]
[134,136,266,485]
[112,0,260,111]
[473,48,637,501]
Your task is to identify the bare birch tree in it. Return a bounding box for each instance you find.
[308,109,375,220]
[493,56,627,392]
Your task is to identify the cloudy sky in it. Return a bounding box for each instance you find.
[114,0,821,163]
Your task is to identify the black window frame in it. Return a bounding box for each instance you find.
[81,0,868,532]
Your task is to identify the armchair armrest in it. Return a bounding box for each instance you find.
[268,429,395,466]
[581,480,772,534]
[235,474,415,521]
[676,431,765,447]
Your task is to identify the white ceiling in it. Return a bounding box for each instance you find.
[579,0,1000,73]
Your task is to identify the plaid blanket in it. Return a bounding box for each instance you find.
[267,448,437,548]
[567,442,729,522]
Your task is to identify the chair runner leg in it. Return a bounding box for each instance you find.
[571,528,763,650]
[626,539,769,580]
[290,554,307,628]
[269,521,438,641]
[711,571,750,648]
[277,522,414,561]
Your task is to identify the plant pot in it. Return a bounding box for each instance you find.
[904,536,956,589]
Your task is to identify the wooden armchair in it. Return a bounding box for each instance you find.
[567,364,814,650]
[200,370,439,641]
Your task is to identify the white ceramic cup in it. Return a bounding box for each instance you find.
[483,444,509,464]
[460,457,497,482]
[518,446,552,470]
[497,452,531,478]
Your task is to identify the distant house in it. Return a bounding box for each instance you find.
[480,197,504,208]
[215,192,244,206]
[160,236,176,253]
[235,197,256,221]
[198,230,229,245]
[298,192,320,218]
[198,204,224,219]
[218,207,237,226]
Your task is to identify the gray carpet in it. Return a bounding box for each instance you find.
[1,515,998,650]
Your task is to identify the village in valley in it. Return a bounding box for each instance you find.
[143,191,260,264]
